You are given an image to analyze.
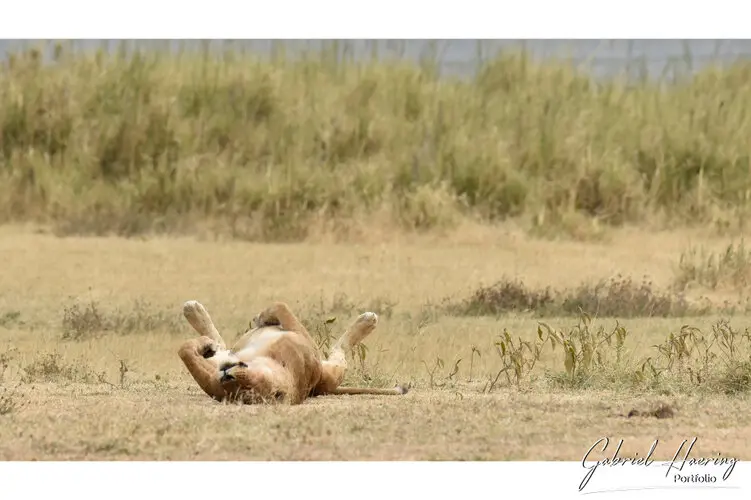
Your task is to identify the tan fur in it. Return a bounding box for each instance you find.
[178,300,408,405]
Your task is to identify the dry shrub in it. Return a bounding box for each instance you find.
[21,352,108,384]
[559,275,699,318]
[447,278,556,316]
[62,299,183,341]
[0,383,27,416]
[449,275,707,318]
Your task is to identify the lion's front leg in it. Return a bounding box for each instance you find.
[183,300,227,350]
[178,336,227,401]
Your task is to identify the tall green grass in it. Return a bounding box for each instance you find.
[2,41,751,240]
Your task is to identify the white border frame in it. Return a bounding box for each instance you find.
[1,2,750,499]
[1,0,750,38]
[1,461,749,499]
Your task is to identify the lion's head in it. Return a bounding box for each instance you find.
[216,358,289,404]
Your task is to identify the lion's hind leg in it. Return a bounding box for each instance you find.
[313,312,380,395]
[253,302,315,345]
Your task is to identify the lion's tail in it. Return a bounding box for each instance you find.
[327,385,409,396]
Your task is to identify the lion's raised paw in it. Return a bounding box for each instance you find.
[355,312,378,327]
[198,338,218,359]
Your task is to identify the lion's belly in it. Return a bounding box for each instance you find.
[232,326,289,361]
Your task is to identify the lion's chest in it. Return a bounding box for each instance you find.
[232,326,287,361]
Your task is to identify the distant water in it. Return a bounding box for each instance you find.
[2,39,751,82]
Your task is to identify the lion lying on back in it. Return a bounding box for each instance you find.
[178,300,408,404]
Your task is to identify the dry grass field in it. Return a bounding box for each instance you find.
[2,223,751,461]
[2,42,751,463]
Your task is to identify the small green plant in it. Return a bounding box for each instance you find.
[422,357,442,389]
[425,312,751,394]
[302,315,339,359]
[347,344,398,388]
[487,328,548,391]
[119,359,129,387]
[716,361,751,395]
[649,320,751,390]
[542,312,628,384]
[422,356,462,389]
[468,345,481,382]
[300,314,384,387]
[353,343,368,372]
[300,294,399,364]
[713,319,751,367]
